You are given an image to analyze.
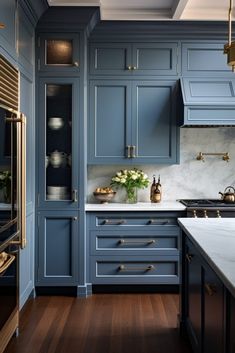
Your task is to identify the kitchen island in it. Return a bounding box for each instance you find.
[178,218,235,353]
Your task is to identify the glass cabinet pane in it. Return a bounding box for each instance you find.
[46,40,73,66]
[46,84,72,201]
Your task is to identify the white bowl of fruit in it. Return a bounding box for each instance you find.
[93,187,116,203]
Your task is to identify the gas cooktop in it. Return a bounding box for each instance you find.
[179,199,235,207]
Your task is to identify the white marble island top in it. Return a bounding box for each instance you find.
[178,218,235,297]
[85,201,186,211]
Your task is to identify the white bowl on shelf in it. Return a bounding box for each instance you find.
[47,194,70,201]
[47,186,68,196]
[48,117,64,130]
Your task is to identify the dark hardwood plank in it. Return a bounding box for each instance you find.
[5,294,191,353]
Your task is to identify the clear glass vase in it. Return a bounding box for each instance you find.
[126,187,138,204]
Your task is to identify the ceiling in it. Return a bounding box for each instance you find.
[47,0,235,21]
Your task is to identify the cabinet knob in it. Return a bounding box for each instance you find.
[73,217,78,221]
[127,65,132,71]
[132,66,137,70]
[73,61,79,67]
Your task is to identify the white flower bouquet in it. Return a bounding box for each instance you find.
[111,168,150,203]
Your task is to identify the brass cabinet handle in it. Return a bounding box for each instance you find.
[103,219,126,225]
[72,189,78,203]
[118,264,155,272]
[118,239,156,245]
[205,283,217,296]
[216,210,221,218]
[126,145,131,158]
[73,61,79,67]
[148,219,169,225]
[130,145,136,158]
[186,254,193,263]
[0,253,15,274]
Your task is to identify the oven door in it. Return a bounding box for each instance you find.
[0,246,18,331]
[0,105,26,249]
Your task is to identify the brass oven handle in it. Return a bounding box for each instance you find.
[148,219,169,225]
[205,283,217,296]
[126,145,131,158]
[72,189,78,203]
[7,113,27,249]
[103,219,126,225]
[118,264,155,272]
[216,210,221,218]
[118,239,156,245]
[186,254,193,263]
[0,253,15,274]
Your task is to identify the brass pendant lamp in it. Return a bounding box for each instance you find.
[224,0,235,71]
[0,24,5,29]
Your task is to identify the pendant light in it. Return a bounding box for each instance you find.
[0,24,5,29]
[224,0,235,71]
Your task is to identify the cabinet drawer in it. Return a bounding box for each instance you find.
[89,212,181,229]
[90,230,179,256]
[90,255,179,284]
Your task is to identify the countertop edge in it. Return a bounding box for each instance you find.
[85,202,186,212]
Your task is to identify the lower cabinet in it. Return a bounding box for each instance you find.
[87,211,184,285]
[182,237,225,353]
[36,211,79,286]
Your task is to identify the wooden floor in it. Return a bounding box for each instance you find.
[5,294,191,353]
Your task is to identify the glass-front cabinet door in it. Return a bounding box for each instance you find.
[38,77,79,209]
[38,33,80,74]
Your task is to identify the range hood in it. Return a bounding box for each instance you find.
[180,78,235,126]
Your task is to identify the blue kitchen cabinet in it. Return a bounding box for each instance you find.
[36,211,79,286]
[88,80,179,164]
[37,76,80,209]
[89,42,178,76]
[87,211,185,287]
[37,33,80,75]
[182,42,232,77]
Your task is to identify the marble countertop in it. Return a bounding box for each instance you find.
[85,201,186,211]
[178,218,235,297]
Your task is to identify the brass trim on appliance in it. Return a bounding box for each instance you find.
[205,283,217,296]
[20,113,26,249]
[118,239,156,245]
[0,252,15,274]
[186,254,193,263]
[216,210,221,218]
[118,264,155,272]
[72,189,78,203]
[0,55,19,111]
[193,210,197,218]
[0,310,18,353]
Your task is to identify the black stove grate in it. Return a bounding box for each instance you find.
[179,199,235,207]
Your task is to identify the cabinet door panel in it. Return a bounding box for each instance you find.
[0,0,16,59]
[186,240,202,352]
[132,43,178,76]
[89,43,132,75]
[88,80,132,164]
[38,77,79,209]
[203,265,224,353]
[132,81,178,164]
[37,211,78,285]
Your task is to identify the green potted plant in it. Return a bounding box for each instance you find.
[111,168,150,203]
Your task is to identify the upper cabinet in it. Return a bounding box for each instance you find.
[88,80,179,164]
[38,33,80,74]
[38,77,80,209]
[182,42,232,77]
[89,42,178,76]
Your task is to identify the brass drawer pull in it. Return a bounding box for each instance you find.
[72,189,78,203]
[118,239,156,245]
[130,145,136,158]
[103,219,126,225]
[205,283,217,296]
[0,253,15,274]
[118,264,155,272]
[126,145,131,158]
[186,254,193,263]
[148,219,169,225]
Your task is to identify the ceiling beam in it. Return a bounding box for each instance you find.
[171,0,189,19]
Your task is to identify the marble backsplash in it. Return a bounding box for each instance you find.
[87,128,235,203]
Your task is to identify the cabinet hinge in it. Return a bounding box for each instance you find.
[37,59,40,71]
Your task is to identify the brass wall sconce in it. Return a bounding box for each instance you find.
[224,0,235,71]
[196,152,230,162]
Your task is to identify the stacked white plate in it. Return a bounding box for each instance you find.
[47,186,69,200]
